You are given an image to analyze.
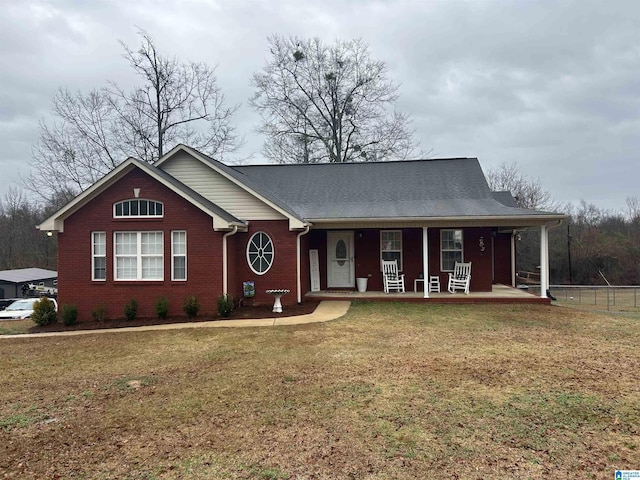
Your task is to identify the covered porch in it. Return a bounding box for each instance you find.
[306,283,550,304]
[302,221,558,303]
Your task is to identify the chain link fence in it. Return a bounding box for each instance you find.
[542,285,640,312]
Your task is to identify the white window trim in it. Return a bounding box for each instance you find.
[92,231,106,281]
[380,230,403,271]
[114,231,164,281]
[246,231,274,275]
[171,230,187,281]
[440,229,464,272]
[113,199,164,219]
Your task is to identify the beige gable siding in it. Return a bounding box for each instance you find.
[161,151,286,221]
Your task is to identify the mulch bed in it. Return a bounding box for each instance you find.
[29,300,320,333]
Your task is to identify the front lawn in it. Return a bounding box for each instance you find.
[1,303,638,479]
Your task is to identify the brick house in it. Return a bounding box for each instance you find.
[39,145,566,318]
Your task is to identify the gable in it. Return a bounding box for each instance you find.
[38,159,244,233]
[159,149,288,222]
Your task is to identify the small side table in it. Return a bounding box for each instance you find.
[413,278,425,292]
[429,276,441,293]
[265,289,290,313]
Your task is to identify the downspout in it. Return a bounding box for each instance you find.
[296,225,311,304]
[222,225,239,296]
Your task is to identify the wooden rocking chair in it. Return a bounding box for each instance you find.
[382,260,405,293]
[447,262,472,294]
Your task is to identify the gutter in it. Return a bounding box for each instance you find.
[296,225,311,303]
[222,226,239,296]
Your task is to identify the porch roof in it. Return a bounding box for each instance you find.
[233,158,565,225]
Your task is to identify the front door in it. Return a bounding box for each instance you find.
[327,231,354,288]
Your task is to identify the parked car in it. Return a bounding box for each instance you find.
[0,298,21,311]
[0,297,58,320]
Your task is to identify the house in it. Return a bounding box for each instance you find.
[0,268,58,299]
[38,145,566,319]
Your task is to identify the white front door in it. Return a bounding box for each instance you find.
[327,231,354,288]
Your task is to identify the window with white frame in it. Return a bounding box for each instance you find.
[171,231,187,281]
[92,232,106,280]
[441,229,463,271]
[114,231,163,280]
[246,231,274,275]
[380,230,403,270]
[114,199,163,218]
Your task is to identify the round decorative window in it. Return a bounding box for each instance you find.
[246,231,274,275]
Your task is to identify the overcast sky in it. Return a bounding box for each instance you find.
[1,0,639,213]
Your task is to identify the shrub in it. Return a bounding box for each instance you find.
[217,294,234,318]
[92,305,108,323]
[155,296,169,319]
[60,304,78,326]
[31,297,57,326]
[124,299,138,321]
[182,295,199,319]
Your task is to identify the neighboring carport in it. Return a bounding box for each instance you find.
[0,268,58,298]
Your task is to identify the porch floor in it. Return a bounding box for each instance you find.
[305,284,550,304]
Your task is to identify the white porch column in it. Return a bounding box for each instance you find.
[422,227,429,299]
[539,225,548,298]
[511,231,517,287]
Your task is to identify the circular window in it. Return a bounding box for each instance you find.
[246,231,274,275]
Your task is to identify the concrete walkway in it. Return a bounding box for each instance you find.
[0,301,352,339]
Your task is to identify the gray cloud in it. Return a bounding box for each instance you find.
[1,0,639,212]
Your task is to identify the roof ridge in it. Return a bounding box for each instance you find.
[234,157,477,169]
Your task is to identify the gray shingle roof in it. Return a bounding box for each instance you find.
[0,268,57,284]
[232,158,559,220]
[492,191,519,208]
[188,147,303,220]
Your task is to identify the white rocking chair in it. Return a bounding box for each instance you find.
[447,262,472,294]
[382,260,405,293]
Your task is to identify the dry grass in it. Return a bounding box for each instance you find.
[1,303,638,479]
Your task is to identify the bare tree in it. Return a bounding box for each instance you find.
[625,196,640,223]
[27,29,240,200]
[26,89,125,199]
[250,35,418,163]
[486,162,556,211]
[0,187,57,270]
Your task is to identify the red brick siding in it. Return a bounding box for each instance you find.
[306,227,498,294]
[230,220,299,306]
[461,227,493,291]
[308,230,327,289]
[493,232,513,285]
[58,168,226,320]
[299,232,311,296]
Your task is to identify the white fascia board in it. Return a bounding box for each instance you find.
[159,145,307,230]
[308,214,567,228]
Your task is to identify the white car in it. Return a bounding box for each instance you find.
[0,298,58,320]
